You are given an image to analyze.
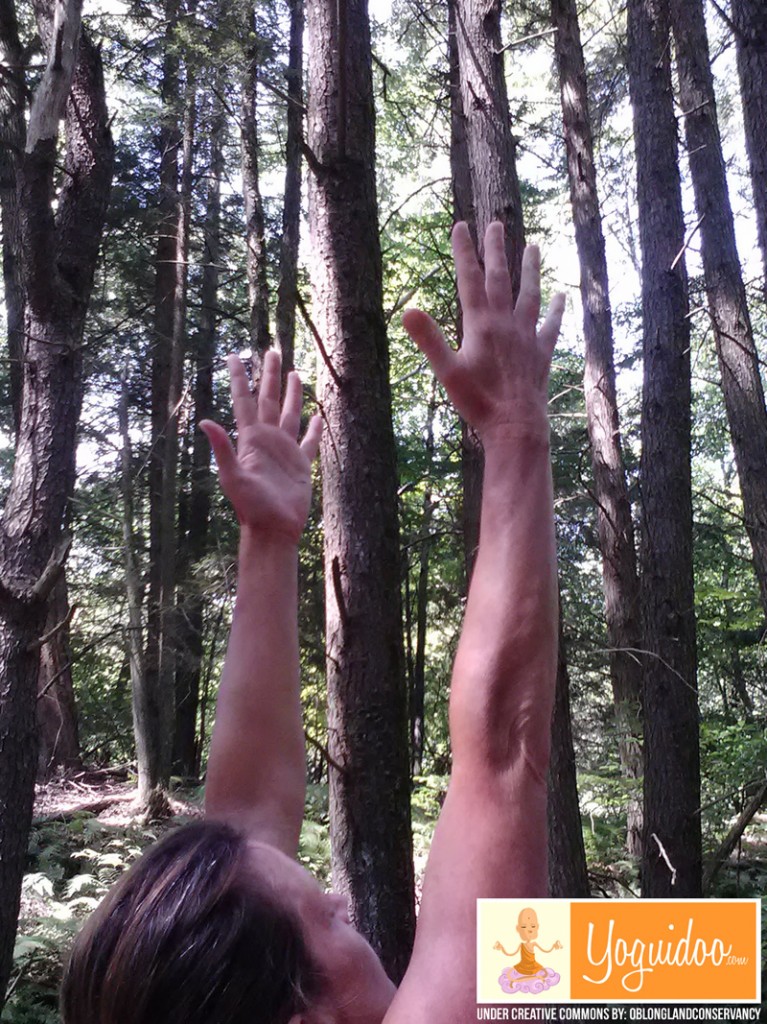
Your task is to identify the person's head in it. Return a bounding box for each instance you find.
[516,908,539,942]
[62,820,395,1024]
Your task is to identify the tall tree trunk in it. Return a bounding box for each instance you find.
[627,0,701,898]
[161,73,196,781]
[119,364,151,796]
[241,13,271,367]
[0,0,113,1003]
[548,614,590,897]
[36,575,81,778]
[275,0,304,373]
[145,0,187,815]
[173,85,223,778]
[552,0,643,857]
[452,0,524,274]
[0,0,25,433]
[447,0,480,584]
[670,0,767,627]
[307,0,415,981]
[731,0,767,305]
[0,3,81,779]
[452,0,525,583]
[410,379,437,777]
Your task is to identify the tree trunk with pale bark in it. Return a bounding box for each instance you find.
[0,0,113,1002]
[627,0,701,898]
[731,0,767,304]
[670,0,767,628]
[241,13,271,368]
[552,0,643,857]
[307,0,415,980]
[275,0,304,373]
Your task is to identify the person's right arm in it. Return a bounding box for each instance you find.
[386,222,565,1023]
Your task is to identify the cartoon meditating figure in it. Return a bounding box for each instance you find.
[494,907,563,994]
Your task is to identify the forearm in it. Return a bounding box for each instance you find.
[450,408,558,779]
[205,529,306,853]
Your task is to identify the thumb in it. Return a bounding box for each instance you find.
[199,420,238,480]
[402,308,457,387]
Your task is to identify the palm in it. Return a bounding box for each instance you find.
[234,423,313,538]
[201,353,322,543]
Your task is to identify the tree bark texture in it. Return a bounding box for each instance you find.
[307,0,415,981]
[627,0,701,898]
[173,86,223,778]
[552,0,643,857]
[731,0,767,304]
[547,615,590,897]
[670,0,767,627]
[0,0,25,432]
[275,0,304,372]
[241,13,271,365]
[0,0,112,1003]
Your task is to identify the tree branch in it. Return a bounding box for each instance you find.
[295,289,343,387]
[26,601,76,652]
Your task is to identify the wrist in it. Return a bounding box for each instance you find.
[239,526,301,557]
[480,401,551,450]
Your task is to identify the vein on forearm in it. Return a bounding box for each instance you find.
[450,431,558,774]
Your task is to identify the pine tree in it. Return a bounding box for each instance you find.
[307,0,415,978]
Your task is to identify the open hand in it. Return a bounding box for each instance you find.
[402,222,565,437]
[200,350,322,543]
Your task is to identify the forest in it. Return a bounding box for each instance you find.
[0,0,766,1017]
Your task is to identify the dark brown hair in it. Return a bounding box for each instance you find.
[61,820,321,1024]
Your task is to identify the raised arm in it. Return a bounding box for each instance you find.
[200,351,321,856]
[387,223,565,1022]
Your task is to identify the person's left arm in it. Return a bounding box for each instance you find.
[200,351,321,856]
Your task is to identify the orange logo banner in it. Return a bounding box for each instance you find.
[570,900,758,1001]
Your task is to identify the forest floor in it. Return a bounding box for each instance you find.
[32,769,203,828]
